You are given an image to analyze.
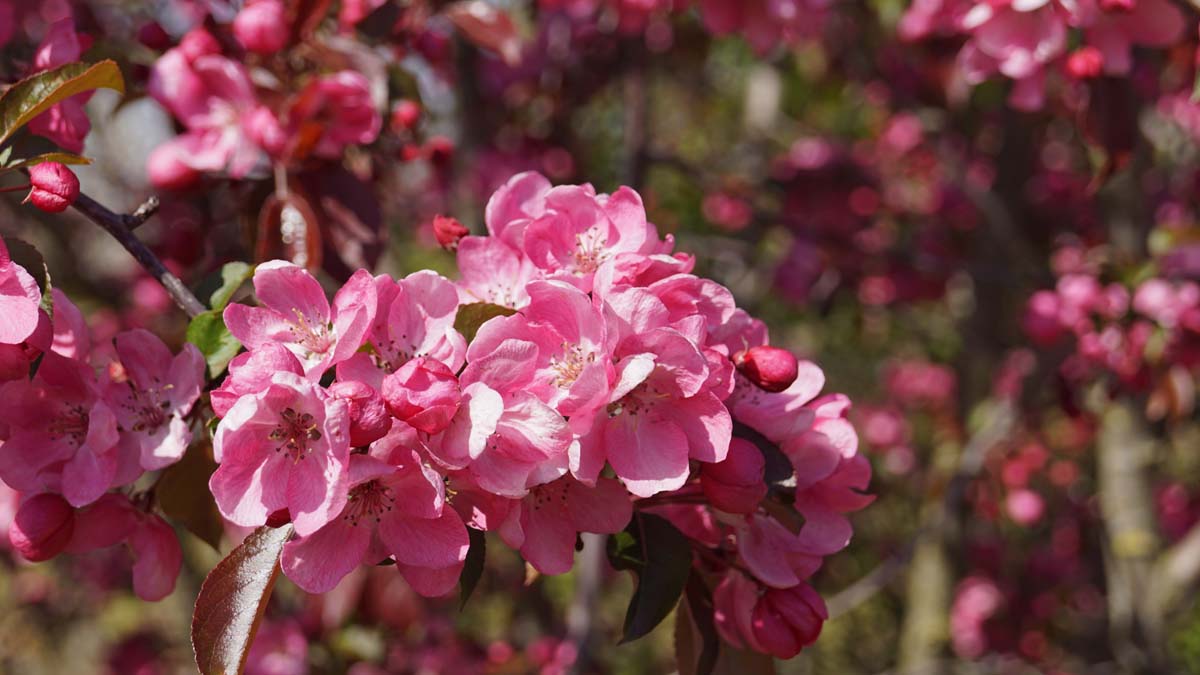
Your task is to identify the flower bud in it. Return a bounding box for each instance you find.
[751,584,827,658]
[382,356,461,434]
[10,493,75,562]
[432,214,469,250]
[244,105,288,157]
[147,143,201,191]
[330,380,392,447]
[390,99,422,132]
[25,162,79,213]
[734,345,798,393]
[701,438,766,514]
[233,0,290,55]
[1065,47,1103,80]
[179,28,221,62]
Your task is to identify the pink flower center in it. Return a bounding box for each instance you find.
[120,382,174,435]
[342,480,394,526]
[549,342,595,388]
[606,381,669,418]
[572,227,611,274]
[48,403,90,447]
[528,481,570,512]
[268,407,321,461]
[287,309,335,359]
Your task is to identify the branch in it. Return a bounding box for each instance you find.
[70,192,206,318]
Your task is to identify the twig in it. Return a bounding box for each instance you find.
[70,192,206,318]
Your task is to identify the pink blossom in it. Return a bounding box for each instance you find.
[224,262,376,377]
[455,236,537,308]
[381,356,462,435]
[1006,488,1046,525]
[435,377,572,497]
[462,280,613,419]
[336,271,465,390]
[737,514,823,587]
[701,438,767,514]
[289,71,382,159]
[713,572,827,659]
[1076,0,1184,75]
[950,576,1004,658]
[0,352,120,506]
[574,286,732,497]
[106,329,205,472]
[210,372,351,537]
[9,492,75,561]
[211,343,306,418]
[0,235,44,345]
[281,452,469,595]
[27,20,93,152]
[66,493,183,601]
[233,0,290,55]
[148,48,266,182]
[491,476,632,574]
[329,380,392,447]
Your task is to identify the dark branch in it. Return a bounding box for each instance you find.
[70,192,206,318]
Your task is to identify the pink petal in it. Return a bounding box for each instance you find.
[281,518,371,593]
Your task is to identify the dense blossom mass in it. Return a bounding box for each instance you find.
[0,173,868,660]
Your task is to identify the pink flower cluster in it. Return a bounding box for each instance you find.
[208,172,868,657]
[1022,261,1200,388]
[146,23,381,189]
[901,0,1186,109]
[0,235,203,599]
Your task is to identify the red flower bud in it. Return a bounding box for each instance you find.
[734,345,799,393]
[329,380,392,447]
[233,0,290,55]
[391,99,422,132]
[25,162,79,213]
[432,214,469,250]
[10,494,75,562]
[1065,47,1104,80]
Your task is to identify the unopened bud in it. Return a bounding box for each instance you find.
[233,0,290,55]
[734,345,799,393]
[432,214,469,250]
[10,493,75,562]
[25,162,79,213]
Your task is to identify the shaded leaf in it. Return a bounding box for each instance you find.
[0,60,125,146]
[732,422,793,489]
[192,525,293,675]
[157,440,224,551]
[187,310,242,378]
[606,512,693,643]
[209,262,255,312]
[454,302,517,343]
[676,572,720,675]
[444,1,523,65]
[297,168,384,281]
[2,152,92,169]
[459,527,486,609]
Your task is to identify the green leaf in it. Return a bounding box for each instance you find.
[0,60,125,146]
[208,262,255,312]
[454,302,517,343]
[187,310,242,378]
[2,152,92,169]
[459,527,486,609]
[156,440,224,551]
[606,512,694,644]
[192,525,292,675]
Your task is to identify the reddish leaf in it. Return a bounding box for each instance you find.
[297,168,385,280]
[254,190,323,272]
[192,525,293,675]
[0,60,125,146]
[444,1,523,65]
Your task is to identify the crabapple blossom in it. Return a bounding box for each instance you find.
[210,371,351,537]
[281,452,469,595]
[0,235,44,345]
[701,437,767,514]
[713,571,828,659]
[27,20,93,152]
[233,0,289,54]
[224,262,376,377]
[9,492,74,561]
